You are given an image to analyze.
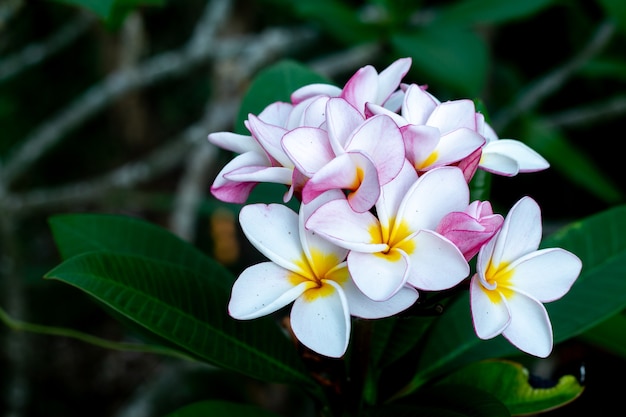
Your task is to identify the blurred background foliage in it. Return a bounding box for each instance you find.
[0,0,625,416]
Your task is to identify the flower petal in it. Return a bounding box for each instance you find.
[347,249,410,301]
[291,83,342,104]
[376,57,412,104]
[342,276,418,318]
[502,293,553,358]
[401,83,437,124]
[479,152,519,176]
[490,197,542,267]
[470,275,510,339]
[229,262,313,319]
[282,127,334,176]
[306,198,388,253]
[405,230,469,290]
[208,132,261,154]
[484,139,549,172]
[239,204,307,274]
[507,248,582,302]
[426,99,477,133]
[346,114,405,184]
[398,166,469,231]
[326,98,365,152]
[290,280,350,357]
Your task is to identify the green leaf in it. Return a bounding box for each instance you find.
[49,0,165,26]
[367,384,510,417]
[289,0,379,45]
[235,60,331,134]
[598,0,626,34]
[163,400,282,417]
[44,251,319,394]
[523,119,624,204]
[48,213,231,287]
[580,311,626,361]
[394,205,626,398]
[437,360,583,415]
[435,0,556,26]
[391,27,488,97]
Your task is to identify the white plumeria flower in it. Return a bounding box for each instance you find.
[306,164,470,301]
[291,57,412,114]
[228,191,418,358]
[478,123,550,176]
[470,196,582,358]
[282,98,406,213]
[366,83,485,173]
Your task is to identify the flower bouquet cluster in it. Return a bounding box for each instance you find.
[47,57,626,417]
[210,57,582,360]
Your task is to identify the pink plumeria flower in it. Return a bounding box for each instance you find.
[436,200,504,261]
[366,83,485,175]
[470,196,582,358]
[477,123,550,176]
[291,57,412,114]
[306,163,470,301]
[209,96,332,204]
[209,102,296,203]
[282,98,405,213]
[228,191,418,358]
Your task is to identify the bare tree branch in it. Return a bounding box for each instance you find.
[0,10,94,82]
[542,94,626,129]
[492,20,617,132]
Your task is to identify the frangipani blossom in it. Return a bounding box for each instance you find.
[477,123,550,176]
[366,83,485,174]
[306,164,470,301]
[436,200,504,261]
[283,98,405,212]
[291,57,412,114]
[470,196,582,358]
[228,192,418,358]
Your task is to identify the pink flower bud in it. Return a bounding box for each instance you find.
[436,201,503,261]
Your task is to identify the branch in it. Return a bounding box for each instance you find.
[2,98,238,215]
[0,10,94,82]
[491,20,617,132]
[541,94,626,129]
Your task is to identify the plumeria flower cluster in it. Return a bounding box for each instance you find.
[209,58,582,359]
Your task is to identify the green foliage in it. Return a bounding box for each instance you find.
[163,400,283,417]
[437,360,583,415]
[45,214,321,399]
[235,60,330,134]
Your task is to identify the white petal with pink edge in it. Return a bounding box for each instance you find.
[501,293,553,358]
[228,262,313,320]
[306,198,388,253]
[398,167,469,231]
[506,248,582,302]
[405,230,469,290]
[347,249,410,301]
[290,280,350,358]
[469,276,511,339]
[239,204,307,274]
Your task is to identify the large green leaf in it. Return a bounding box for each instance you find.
[48,213,232,287]
[366,384,510,417]
[393,205,626,398]
[44,251,319,394]
[163,400,282,417]
[434,0,555,26]
[437,359,583,415]
[579,311,626,361]
[391,27,488,97]
[235,60,331,135]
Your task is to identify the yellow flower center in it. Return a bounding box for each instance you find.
[289,248,348,302]
[483,259,515,303]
